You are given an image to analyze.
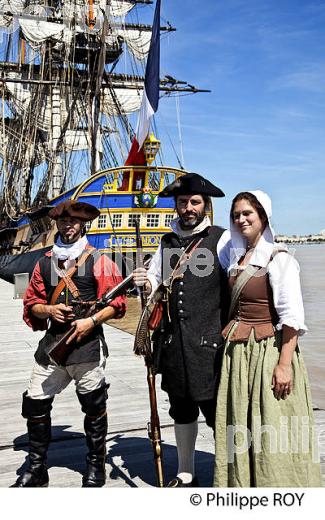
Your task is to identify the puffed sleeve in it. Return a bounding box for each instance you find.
[93,254,127,319]
[147,243,162,295]
[23,261,48,331]
[216,229,231,271]
[268,252,308,336]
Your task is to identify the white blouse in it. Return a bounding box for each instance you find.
[218,231,307,336]
[147,226,307,336]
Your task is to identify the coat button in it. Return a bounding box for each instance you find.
[213,343,218,347]
[179,300,183,304]
[179,291,184,296]
[61,291,65,296]
[179,309,184,314]
[180,281,184,286]
[203,340,207,344]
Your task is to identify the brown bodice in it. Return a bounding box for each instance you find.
[222,267,278,341]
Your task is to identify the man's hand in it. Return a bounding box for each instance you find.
[133,267,148,287]
[66,318,95,344]
[48,303,75,323]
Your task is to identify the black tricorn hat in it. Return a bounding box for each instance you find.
[48,200,100,222]
[159,172,225,198]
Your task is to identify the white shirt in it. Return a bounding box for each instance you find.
[147,216,228,294]
[218,230,307,336]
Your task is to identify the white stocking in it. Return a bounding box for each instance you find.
[174,420,198,483]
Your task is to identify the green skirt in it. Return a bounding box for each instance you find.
[213,325,323,487]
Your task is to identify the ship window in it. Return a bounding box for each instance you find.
[85,222,92,232]
[163,172,176,188]
[117,170,130,191]
[111,214,122,228]
[146,214,160,228]
[98,214,107,229]
[132,170,146,191]
[164,214,175,228]
[148,171,161,191]
[128,214,141,227]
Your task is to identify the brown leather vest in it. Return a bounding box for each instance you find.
[222,267,278,342]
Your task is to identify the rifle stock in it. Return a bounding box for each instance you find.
[49,327,76,366]
[146,363,164,487]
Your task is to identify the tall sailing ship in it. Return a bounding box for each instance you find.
[0,1,209,283]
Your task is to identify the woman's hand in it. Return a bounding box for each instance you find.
[272,363,292,400]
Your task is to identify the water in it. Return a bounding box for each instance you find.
[294,244,325,408]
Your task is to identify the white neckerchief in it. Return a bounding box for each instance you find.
[52,235,88,271]
[228,190,286,272]
[171,215,211,238]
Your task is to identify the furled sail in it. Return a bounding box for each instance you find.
[102,87,142,115]
[3,78,84,133]
[115,28,151,60]
[0,0,204,223]
[19,18,64,45]
[0,0,24,28]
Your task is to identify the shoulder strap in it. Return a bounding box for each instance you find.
[167,237,204,287]
[228,265,260,321]
[270,248,288,260]
[49,249,95,305]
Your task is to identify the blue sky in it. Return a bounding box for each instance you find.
[147,0,325,235]
[1,1,324,234]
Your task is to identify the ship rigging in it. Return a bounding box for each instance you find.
[0,1,210,283]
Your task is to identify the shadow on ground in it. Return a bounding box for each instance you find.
[12,427,214,487]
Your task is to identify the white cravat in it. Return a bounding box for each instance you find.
[171,215,211,238]
[52,235,88,271]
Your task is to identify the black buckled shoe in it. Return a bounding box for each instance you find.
[166,476,199,488]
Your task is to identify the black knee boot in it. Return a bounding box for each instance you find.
[77,385,108,488]
[13,392,53,488]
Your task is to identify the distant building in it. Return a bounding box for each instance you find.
[275,233,325,244]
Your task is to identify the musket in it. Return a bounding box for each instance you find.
[134,221,164,488]
[48,258,151,366]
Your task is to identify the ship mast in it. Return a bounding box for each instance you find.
[0,1,210,221]
[50,44,64,198]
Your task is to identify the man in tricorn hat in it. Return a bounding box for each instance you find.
[134,172,229,487]
[13,200,126,487]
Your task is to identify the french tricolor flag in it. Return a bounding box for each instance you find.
[125,0,161,166]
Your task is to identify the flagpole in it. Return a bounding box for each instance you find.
[125,0,161,166]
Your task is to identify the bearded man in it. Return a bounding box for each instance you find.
[133,173,229,487]
[13,200,126,488]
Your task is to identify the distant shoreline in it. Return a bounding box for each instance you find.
[275,240,325,246]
